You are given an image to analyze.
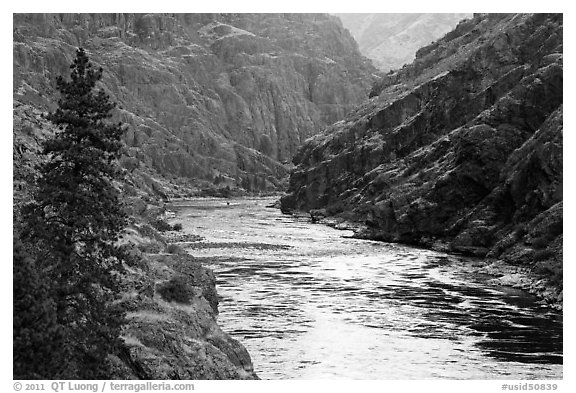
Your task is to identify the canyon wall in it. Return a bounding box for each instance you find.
[13,13,377,192]
[282,14,563,302]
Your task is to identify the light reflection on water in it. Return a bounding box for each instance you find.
[169,197,562,380]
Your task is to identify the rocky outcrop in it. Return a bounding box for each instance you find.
[281,14,563,304]
[13,13,376,192]
[334,13,470,72]
[108,204,258,379]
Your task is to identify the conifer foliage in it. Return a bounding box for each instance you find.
[19,48,127,378]
[13,237,69,379]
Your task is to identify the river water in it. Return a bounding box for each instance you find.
[168,197,562,380]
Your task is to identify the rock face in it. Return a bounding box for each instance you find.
[109,207,258,379]
[13,13,376,192]
[282,14,563,302]
[334,13,470,72]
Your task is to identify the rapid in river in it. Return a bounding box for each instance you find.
[167,197,562,380]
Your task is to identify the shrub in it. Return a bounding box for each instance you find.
[150,218,172,232]
[157,276,193,304]
[327,203,345,215]
[531,236,549,249]
[166,243,184,254]
[535,260,563,286]
[137,223,159,238]
[514,225,527,239]
[137,242,163,254]
[533,249,554,262]
[547,220,563,237]
[172,223,183,231]
[120,245,147,270]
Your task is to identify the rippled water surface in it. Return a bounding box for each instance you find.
[169,197,562,379]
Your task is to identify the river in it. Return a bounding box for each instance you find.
[167,197,562,380]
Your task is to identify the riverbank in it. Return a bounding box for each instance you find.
[111,197,259,379]
[297,210,562,311]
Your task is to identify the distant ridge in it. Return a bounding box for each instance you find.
[334,13,471,71]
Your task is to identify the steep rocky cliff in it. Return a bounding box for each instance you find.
[109,205,258,379]
[281,14,563,304]
[334,13,470,72]
[13,13,376,192]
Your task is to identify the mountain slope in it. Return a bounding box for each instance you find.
[281,13,563,304]
[13,13,377,192]
[334,13,470,71]
[12,13,378,379]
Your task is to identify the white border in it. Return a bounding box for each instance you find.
[4,3,572,392]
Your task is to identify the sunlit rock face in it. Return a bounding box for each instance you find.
[334,13,471,72]
[282,14,562,296]
[13,13,377,192]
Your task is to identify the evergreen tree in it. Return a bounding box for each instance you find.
[21,48,127,378]
[13,237,70,379]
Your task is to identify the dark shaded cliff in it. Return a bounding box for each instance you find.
[13,13,377,192]
[281,14,562,303]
